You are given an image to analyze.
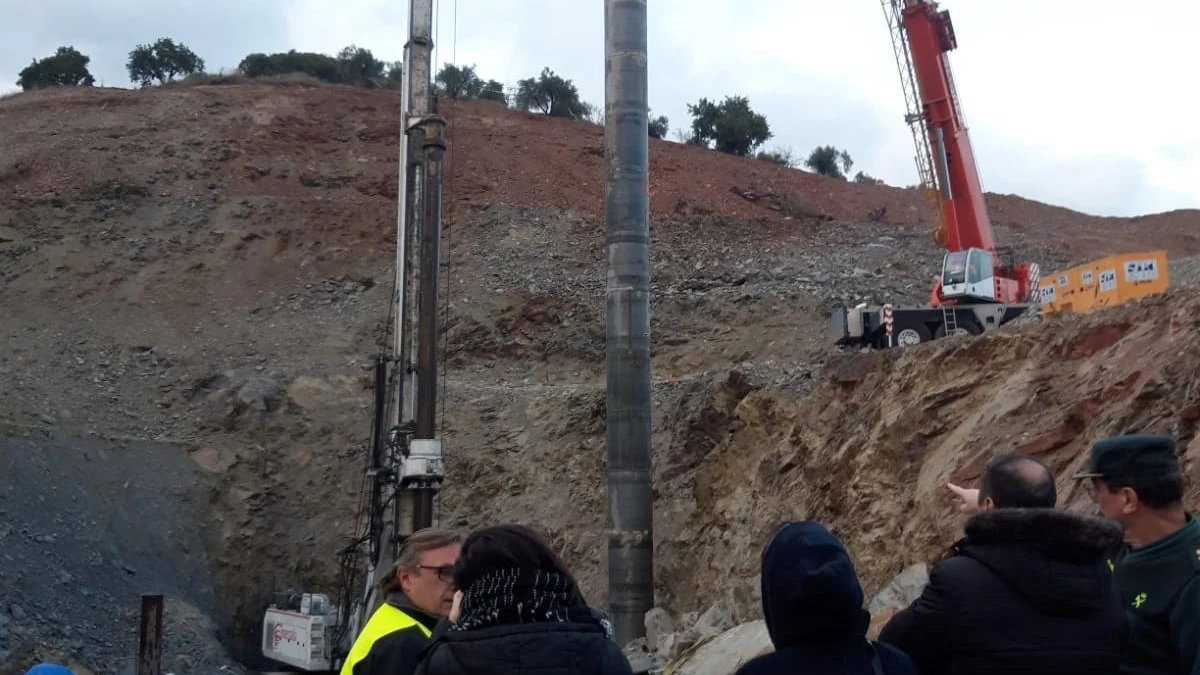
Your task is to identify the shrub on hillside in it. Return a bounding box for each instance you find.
[237,48,399,89]
[238,50,346,84]
[435,64,507,105]
[16,46,95,91]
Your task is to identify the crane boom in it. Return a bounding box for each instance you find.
[893,0,994,253]
[883,0,1040,308]
[881,0,948,249]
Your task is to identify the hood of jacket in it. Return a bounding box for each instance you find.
[760,521,870,649]
[959,507,1124,616]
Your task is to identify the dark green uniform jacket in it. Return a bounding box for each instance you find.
[1112,514,1200,675]
[340,593,442,675]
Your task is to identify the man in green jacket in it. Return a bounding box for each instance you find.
[1075,434,1200,675]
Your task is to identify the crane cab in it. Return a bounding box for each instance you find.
[940,248,996,302]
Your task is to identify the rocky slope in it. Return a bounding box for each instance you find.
[1,80,1199,673]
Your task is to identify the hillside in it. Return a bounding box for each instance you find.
[1,80,1199,674]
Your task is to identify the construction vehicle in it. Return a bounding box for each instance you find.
[1039,250,1170,317]
[832,0,1042,348]
[259,0,448,669]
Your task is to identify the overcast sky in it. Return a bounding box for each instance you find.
[3,0,1198,218]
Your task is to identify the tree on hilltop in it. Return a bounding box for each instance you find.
[435,64,507,104]
[685,95,771,156]
[239,50,343,83]
[514,67,588,120]
[805,145,853,179]
[127,38,205,87]
[237,48,399,89]
[17,46,96,91]
[336,45,385,85]
[648,110,669,138]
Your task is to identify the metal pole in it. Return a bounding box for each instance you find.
[136,594,163,675]
[413,113,446,529]
[414,130,443,441]
[397,0,435,530]
[403,0,435,436]
[374,0,446,542]
[603,0,654,647]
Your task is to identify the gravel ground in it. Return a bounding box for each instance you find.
[0,429,239,675]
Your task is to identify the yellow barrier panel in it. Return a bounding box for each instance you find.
[1038,250,1169,318]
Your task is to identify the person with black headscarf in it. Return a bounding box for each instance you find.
[414,523,632,675]
[734,521,916,675]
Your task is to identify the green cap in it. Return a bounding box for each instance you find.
[1072,434,1179,481]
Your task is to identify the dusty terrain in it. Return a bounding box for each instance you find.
[1,79,1199,673]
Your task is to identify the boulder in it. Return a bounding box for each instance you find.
[663,620,772,675]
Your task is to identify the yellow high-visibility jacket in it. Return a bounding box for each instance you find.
[340,596,438,675]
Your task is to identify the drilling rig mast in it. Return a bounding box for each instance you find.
[260,0,447,669]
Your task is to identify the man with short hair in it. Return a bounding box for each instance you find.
[946,454,1061,515]
[1075,434,1200,675]
[879,453,1126,675]
[340,527,463,675]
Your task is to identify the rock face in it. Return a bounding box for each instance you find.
[2,82,1200,672]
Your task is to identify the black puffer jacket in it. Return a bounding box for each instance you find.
[414,621,631,675]
[878,507,1127,675]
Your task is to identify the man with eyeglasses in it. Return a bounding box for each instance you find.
[1074,434,1200,675]
[341,527,464,675]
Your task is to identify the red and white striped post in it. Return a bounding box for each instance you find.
[882,304,895,347]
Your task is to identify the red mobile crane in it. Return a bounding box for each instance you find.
[833,0,1042,348]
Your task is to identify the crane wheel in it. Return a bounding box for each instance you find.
[892,322,932,346]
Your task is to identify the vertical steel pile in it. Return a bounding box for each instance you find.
[603,0,655,647]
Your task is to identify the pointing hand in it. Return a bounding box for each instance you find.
[947,483,980,514]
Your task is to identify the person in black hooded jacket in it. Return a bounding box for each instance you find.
[878,453,1127,675]
[413,523,632,675]
[733,520,916,675]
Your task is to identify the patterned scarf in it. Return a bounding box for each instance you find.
[450,567,614,639]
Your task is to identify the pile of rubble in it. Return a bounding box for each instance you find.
[623,564,931,675]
